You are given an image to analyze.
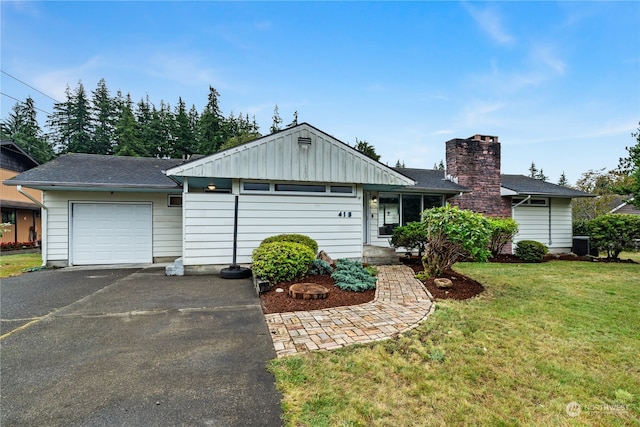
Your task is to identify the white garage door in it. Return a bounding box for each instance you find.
[71,203,153,265]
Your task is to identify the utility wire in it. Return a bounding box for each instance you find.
[1,91,52,115]
[1,69,61,103]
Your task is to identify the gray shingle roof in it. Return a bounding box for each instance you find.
[500,174,594,198]
[4,153,185,190]
[393,168,470,193]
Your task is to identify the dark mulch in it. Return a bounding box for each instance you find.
[492,253,638,264]
[260,274,375,314]
[400,258,485,300]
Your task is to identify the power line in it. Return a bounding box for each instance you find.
[1,92,52,115]
[1,69,61,103]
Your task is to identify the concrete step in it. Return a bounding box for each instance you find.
[362,245,401,265]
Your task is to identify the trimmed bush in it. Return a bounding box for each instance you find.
[251,241,315,284]
[515,240,548,262]
[390,222,428,257]
[487,217,519,257]
[422,206,492,278]
[331,259,377,292]
[260,234,318,254]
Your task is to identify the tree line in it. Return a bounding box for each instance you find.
[1,79,264,164]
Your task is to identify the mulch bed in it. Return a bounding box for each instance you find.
[259,252,638,314]
[260,274,375,314]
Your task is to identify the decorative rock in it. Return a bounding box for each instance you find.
[275,288,284,293]
[289,283,330,300]
[434,278,453,289]
[317,250,333,266]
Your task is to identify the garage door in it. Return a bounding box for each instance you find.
[71,203,152,265]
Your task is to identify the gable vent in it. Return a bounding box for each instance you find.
[297,137,312,145]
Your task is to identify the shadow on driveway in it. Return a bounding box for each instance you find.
[1,267,283,426]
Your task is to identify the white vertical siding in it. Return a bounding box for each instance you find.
[182,190,364,266]
[513,198,573,252]
[43,191,182,265]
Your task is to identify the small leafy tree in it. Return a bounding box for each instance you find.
[390,221,428,258]
[587,214,640,259]
[421,206,491,277]
[487,217,519,257]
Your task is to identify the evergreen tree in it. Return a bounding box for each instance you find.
[197,86,226,154]
[529,161,538,179]
[395,159,405,168]
[270,105,282,134]
[286,111,298,128]
[90,78,116,154]
[114,92,146,156]
[173,97,196,158]
[0,97,54,164]
[432,160,445,170]
[354,138,381,161]
[66,81,93,153]
[558,171,569,186]
[47,85,74,153]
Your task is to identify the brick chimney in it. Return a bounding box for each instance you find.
[445,134,511,217]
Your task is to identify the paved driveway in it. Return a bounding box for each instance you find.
[1,266,283,426]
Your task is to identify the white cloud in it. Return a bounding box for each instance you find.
[33,56,104,101]
[463,3,515,45]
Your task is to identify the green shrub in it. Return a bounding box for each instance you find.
[261,234,318,254]
[331,259,377,292]
[573,219,590,236]
[421,206,492,278]
[587,214,640,259]
[390,222,429,257]
[308,259,332,276]
[487,217,519,257]
[515,240,548,262]
[251,242,315,284]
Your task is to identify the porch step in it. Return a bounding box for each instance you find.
[362,245,401,265]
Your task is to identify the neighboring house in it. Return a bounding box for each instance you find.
[1,140,42,244]
[610,197,640,215]
[4,123,592,270]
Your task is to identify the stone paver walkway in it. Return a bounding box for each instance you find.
[264,265,435,357]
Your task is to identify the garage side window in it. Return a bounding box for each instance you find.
[168,195,183,207]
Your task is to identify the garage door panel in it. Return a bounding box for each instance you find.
[72,203,152,265]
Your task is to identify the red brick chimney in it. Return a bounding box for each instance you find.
[445,134,510,217]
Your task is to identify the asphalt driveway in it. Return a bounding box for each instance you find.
[1,266,283,426]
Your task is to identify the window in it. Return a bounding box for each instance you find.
[330,185,353,194]
[2,210,16,224]
[275,184,326,193]
[167,195,183,207]
[240,181,355,196]
[243,182,270,191]
[377,193,444,236]
[512,197,548,206]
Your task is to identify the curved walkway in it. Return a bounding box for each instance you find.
[264,265,435,358]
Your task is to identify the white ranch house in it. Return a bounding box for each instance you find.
[5,123,592,271]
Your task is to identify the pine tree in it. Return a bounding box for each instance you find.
[66,81,93,153]
[1,97,54,164]
[558,171,569,186]
[197,86,225,154]
[90,78,116,154]
[395,159,405,168]
[354,138,381,161]
[173,97,196,158]
[529,161,538,179]
[113,92,146,156]
[270,105,282,134]
[47,85,74,153]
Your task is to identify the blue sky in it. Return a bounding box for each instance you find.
[2,1,639,184]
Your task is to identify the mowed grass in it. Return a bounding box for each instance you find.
[0,252,42,278]
[269,260,640,426]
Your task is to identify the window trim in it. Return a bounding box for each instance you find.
[240,180,355,197]
[167,194,183,207]
[376,193,444,237]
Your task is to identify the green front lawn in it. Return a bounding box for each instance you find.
[269,260,640,426]
[0,253,42,278]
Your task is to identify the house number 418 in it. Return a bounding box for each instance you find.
[338,212,352,217]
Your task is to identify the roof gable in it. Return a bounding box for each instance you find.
[1,140,39,172]
[165,123,415,186]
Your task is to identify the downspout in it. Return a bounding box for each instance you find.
[17,185,47,267]
[548,198,552,247]
[511,195,531,250]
